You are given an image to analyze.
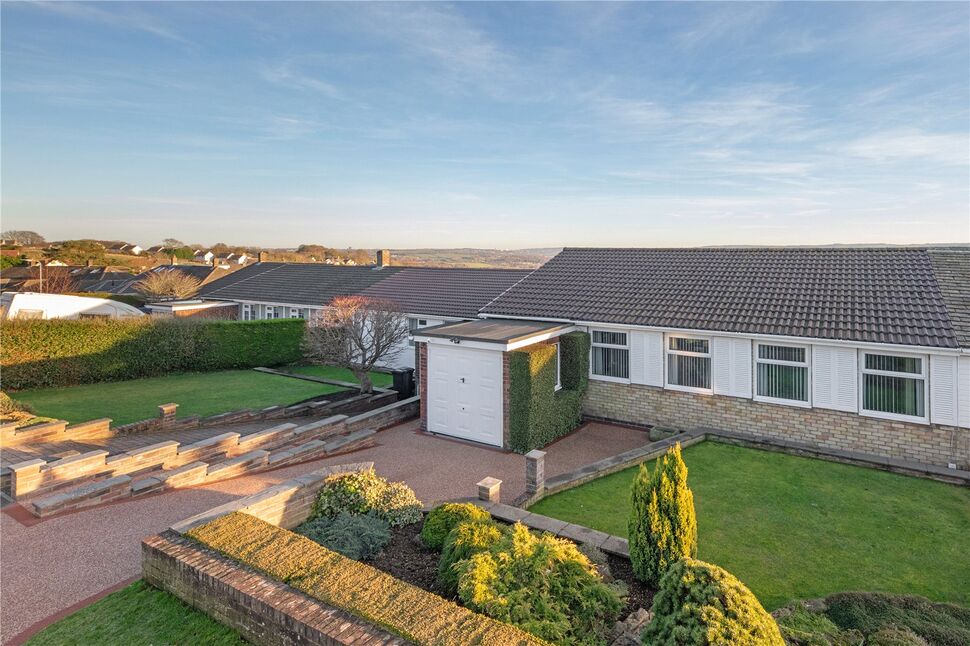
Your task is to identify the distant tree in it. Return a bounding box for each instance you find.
[164,246,195,260]
[302,296,408,394]
[45,240,106,265]
[38,266,80,294]
[297,244,326,255]
[162,238,184,248]
[629,443,697,586]
[210,242,231,253]
[348,248,372,265]
[134,270,202,300]
[2,230,45,246]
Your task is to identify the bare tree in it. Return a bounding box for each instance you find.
[302,296,408,394]
[134,270,202,300]
[2,230,45,246]
[39,266,79,293]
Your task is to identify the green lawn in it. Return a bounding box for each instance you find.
[26,581,242,645]
[285,364,394,387]
[529,441,970,610]
[14,367,385,426]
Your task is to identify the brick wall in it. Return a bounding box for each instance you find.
[584,380,970,468]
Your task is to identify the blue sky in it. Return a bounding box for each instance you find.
[2,1,968,248]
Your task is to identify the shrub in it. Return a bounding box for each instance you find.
[824,592,970,646]
[775,602,855,646]
[628,443,697,585]
[437,519,504,596]
[422,503,492,551]
[507,332,590,453]
[0,391,33,416]
[456,522,622,645]
[2,318,305,389]
[311,468,423,527]
[643,558,784,646]
[868,625,929,646]
[295,511,391,560]
[187,512,546,646]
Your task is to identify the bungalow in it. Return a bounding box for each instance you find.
[193,250,215,264]
[196,251,530,369]
[412,247,970,469]
[213,252,248,265]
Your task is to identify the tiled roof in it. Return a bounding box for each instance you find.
[85,265,228,295]
[359,268,532,318]
[481,247,968,349]
[928,250,970,348]
[199,263,406,307]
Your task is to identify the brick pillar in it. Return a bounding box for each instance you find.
[525,450,546,495]
[477,477,501,503]
[418,343,428,431]
[158,403,179,430]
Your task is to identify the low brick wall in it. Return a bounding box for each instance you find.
[584,380,970,469]
[143,530,403,646]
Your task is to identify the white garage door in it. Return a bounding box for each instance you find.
[427,343,504,447]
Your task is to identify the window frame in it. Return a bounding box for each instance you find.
[753,341,811,408]
[554,342,562,391]
[589,328,630,383]
[240,303,253,321]
[859,350,929,423]
[664,334,713,394]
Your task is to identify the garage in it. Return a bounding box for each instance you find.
[415,319,576,448]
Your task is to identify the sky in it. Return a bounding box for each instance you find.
[2,1,968,249]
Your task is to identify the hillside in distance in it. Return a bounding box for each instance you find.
[389,247,560,269]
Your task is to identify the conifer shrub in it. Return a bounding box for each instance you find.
[643,558,784,646]
[311,469,423,527]
[456,522,622,645]
[437,519,504,596]
[422,503,492,551]
[628,443,697,585]
[296,511,391,560]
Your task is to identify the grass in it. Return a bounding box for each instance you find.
[15,366,386,425]
[529,441,970,610]
[26,580,243,645]
[285,364,394,387]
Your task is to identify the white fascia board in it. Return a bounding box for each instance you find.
[230,298,324,310]
[413,325,577,352]
[480,313,965,356]
[404,313,466,322]
[415,336,505,352]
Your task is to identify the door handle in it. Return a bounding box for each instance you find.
[459,377,466,383]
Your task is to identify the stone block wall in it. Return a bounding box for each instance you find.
[418,342,428,431]
[584,380,970,468]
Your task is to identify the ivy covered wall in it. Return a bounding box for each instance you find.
[507,331,590,453]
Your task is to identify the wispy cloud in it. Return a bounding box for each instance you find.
[258,59,342,98]
[839,129,969,165]
[32,2,191,44]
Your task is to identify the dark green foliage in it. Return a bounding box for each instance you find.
[437,519,503,596]
[824,592,970,646]
[311,469,423,527]
[0,391,33,416]
[628,444,697,585]
[456,522,622,645]
[508,331,590,453]
[421,502,492,551]
[644,558,785,646]
[296,511,391,560]
[867,625,929,646]
[0,254,25,269]
[2,318,305,389]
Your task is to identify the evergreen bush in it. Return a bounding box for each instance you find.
[628,443,697,585]
[437,519,503,596]
[456,522,622,645]
[643,558,784,646]
[311,468,423,527]
[421,503,492,551]
[296,511,391,560]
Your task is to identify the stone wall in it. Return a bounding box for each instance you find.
[418,342,428,431]
[584,380,970,469]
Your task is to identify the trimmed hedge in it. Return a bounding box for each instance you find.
[508,331,590,453]
[2,318,305,389]
[187,512,547,646]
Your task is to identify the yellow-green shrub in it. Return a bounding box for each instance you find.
[643,558,784,646]
[421,502,492,551]
[187,512,547,646]
[438,519,503,596]
[455,522,622,645]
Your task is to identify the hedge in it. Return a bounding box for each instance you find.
[2,318,305,389]
[508,331,590,453]
[187,512,547,646]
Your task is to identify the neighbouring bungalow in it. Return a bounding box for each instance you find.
[412,247,970,469]
[82,264,233,296]
[194,250,531,370]
[106,243,143,255]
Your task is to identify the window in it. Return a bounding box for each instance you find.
[408,318,429,346]
[554,342,562,390]
[241,304,253,321]
[289,307,305,319]
[591,330,629,380]
[666,336,711,390]
[756,343,809,404]
[861,352,926,420]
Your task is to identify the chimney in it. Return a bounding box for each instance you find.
[86,258,93,267]
[376,249,391,268]
[171,254,178,266]
[211,256,218,267]
[258,251,269,263]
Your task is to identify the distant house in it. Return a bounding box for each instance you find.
[83,264,232,296]
[107,243,143,255]
[193,251,215,263]
[214,252,248,266]
[196,251,530,369]
[145,245,166,254]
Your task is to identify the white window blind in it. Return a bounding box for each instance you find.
[667,336,711,391]
[591,330,629,380]
[756,343,809,404]
[861,352,926,420]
